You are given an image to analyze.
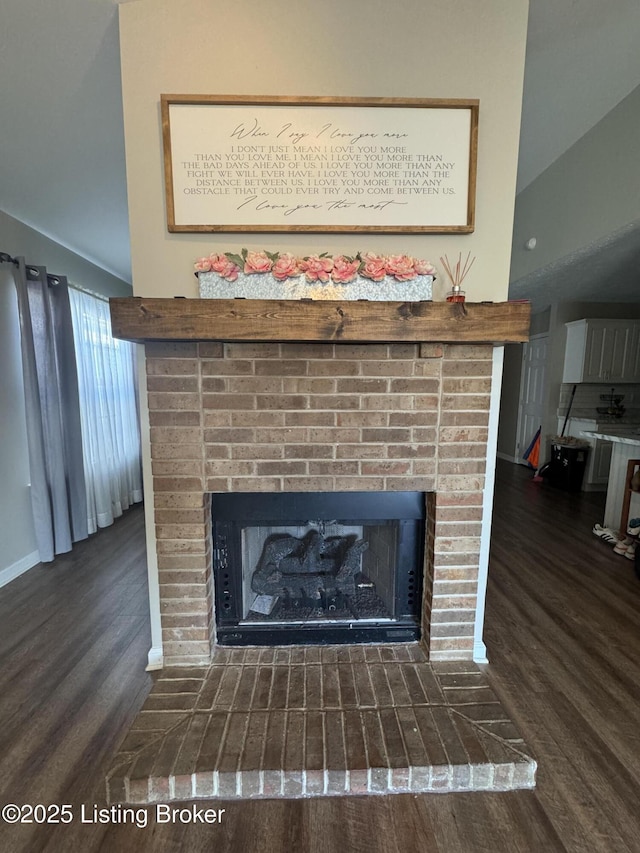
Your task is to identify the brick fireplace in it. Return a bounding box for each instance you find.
[147,337,495,665]
[107,296,531,667]
[106,297,535,801]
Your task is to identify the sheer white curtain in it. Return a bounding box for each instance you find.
[69,288,143,534]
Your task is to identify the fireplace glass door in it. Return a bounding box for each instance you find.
[211,492,424,645]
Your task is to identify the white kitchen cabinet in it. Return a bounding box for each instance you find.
[591,438,614,484]
[562,319,640,383]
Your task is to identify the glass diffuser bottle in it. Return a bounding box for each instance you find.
[446,283,466,303]
[441,252,475,304]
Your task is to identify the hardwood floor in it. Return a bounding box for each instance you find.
[2,464,640,852]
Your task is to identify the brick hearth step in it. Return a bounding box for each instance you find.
[106,645,536,802]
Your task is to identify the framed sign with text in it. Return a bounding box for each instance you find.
[161,95,479,234]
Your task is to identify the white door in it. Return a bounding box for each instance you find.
[516,335,548,466]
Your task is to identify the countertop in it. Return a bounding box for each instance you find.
[580,430,640,445]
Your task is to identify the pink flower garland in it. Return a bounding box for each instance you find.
[194,250,436,283]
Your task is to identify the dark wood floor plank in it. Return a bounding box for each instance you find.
[0,506,152,853]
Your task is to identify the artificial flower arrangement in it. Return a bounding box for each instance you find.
[194,249,436,284]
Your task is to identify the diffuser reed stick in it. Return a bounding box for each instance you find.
[440,252,475,302]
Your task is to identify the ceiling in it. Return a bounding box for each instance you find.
[508,218,640,307]
[1,0,639,302]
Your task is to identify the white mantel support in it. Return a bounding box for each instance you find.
[474,345,504,664]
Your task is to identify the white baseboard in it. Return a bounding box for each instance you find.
[496,452,521,464]
[146,645,164,671]
[582,483,607,493]
[0,550,40,589]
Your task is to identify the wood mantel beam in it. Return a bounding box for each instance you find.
[109,297,530,345]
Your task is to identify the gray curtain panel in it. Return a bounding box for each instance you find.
[12,258,88,561]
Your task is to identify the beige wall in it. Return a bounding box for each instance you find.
[119,0,529,303]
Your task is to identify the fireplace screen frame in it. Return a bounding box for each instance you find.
[211,491,425,646]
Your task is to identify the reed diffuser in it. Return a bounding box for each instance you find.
[440,252,475,303]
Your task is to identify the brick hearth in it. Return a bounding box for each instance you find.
[106,645,536,802]
[146,340,491,665]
